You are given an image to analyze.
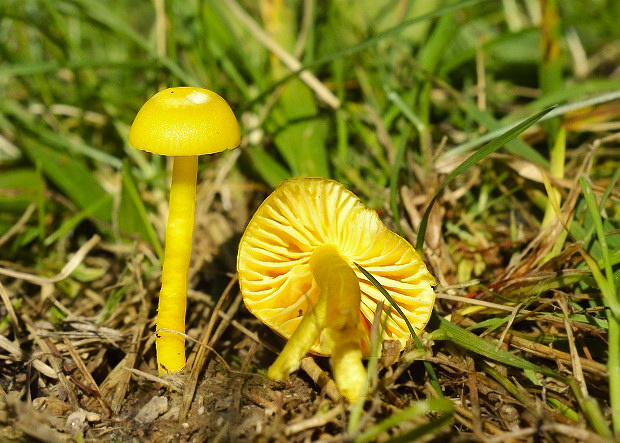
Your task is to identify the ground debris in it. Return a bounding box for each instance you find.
[134,395,169,424]
[1,391,67,443]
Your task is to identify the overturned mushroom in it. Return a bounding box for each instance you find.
[237,177,436,400]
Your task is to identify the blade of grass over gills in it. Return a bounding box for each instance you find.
[355,264,443,397]
[415,106,555,254]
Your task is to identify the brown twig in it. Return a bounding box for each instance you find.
[63,337,112,416]
[300,357,342,402]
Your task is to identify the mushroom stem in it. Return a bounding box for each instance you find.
[267,294,327,380]
[156,155,198,374]
[267,245,367,400]
[331,333,366,401]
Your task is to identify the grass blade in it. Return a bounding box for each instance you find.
[355,263,443,397]
[354,398,453,443]
[432,314,555,375]
[579,176,620,434]
[242,0,485,112]
[431,314,613,437]
[415,106,555,253]
[445,90,620,160]
[44,195,113,246]
[119,161,164,262]
[580,178,616,297]
[21,141,113,226]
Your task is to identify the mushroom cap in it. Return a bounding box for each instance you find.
[237,177,436,355]
[129,87,240,156]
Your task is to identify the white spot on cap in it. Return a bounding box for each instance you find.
[187,90,209,104]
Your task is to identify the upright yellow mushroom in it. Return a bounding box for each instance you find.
[237,177,436,400]
[130,87,240,374]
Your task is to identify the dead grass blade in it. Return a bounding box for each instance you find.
[63,339,111,415]
[0,282,19,336]
[300,357,342,402]
[221,0,340,109]
[122,367,183,392]
[284,404,345,437]
[0,235,100,284]
[179,276,238,420]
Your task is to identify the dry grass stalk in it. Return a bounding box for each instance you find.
[300,357,342,403]
[0,203,36,249]
[0,235,100,285]
[557,294,589,397]
[122,367,183,392]
[21,313,79,407]
[221,0,340,109]
[0,282,19,336]
[62,337,111,415]
[1,391,67,443]
[284,404,345,436]
[111,258,151,414]
[180,277,238,420]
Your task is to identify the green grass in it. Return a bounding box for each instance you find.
[0,0,619,441]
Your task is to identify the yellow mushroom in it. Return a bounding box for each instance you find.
[130,87,240,374]
[237,177,436,400]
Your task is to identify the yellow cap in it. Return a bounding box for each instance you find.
[129,87,241,156]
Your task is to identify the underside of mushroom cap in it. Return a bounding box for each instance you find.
[129,87,240,156]
[237,177,436,356]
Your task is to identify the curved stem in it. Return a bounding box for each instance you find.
[267,294,327,380]
[267,244,367,401]
[156,155,197,374]
[331,331,366,401]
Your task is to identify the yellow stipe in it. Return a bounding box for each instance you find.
[311,245,361,333]
[313,245,366,401]
[267,245,367,401]
[267,294,326,380]
[331,333,366,401]
[156,155,198,374]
